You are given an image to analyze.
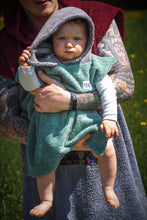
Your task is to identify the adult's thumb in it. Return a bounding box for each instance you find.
[37,69,51,85]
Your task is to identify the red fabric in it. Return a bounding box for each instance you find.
[0,0,124,80]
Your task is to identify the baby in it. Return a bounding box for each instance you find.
[17,7,119,217]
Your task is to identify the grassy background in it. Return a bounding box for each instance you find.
[122,10,147,192]
[0,2,147,219]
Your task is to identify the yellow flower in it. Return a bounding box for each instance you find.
[130,54,135,58]
[137,70,144,74]
[140,122,147,126]
[0,17,4,30]
[144,99,147,103]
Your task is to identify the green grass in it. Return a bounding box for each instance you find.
[0,10,147,220]
[122,10,147,191]
[0,137,23,219]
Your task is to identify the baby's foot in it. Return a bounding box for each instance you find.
[30,201,53,217]
[103,186,120,208]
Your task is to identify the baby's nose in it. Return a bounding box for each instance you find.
[66,42,73,48]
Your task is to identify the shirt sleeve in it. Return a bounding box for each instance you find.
[96,74,117,121]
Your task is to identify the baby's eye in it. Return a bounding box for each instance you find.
[58,37,65,40]
[74,37,80,41]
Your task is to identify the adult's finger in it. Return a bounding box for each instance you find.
[33,103,43,112]
[72,133,91,151]
[115,127,119,139]
[37,70,52,85]
[37,69,66,89]
[100,123,104,132]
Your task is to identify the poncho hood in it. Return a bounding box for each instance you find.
[29,7,95,67]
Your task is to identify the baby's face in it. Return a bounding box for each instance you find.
[53,21,87,62]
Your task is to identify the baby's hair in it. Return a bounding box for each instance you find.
[66,18,87,25]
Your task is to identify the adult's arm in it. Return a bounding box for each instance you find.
[97,20,134,103]
[0,76,29,145]
[32,20,134,113]
[0,76,88,147]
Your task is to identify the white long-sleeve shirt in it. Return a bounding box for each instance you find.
[96,74,117,122]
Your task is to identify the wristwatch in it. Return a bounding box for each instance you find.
[70,92,77,110]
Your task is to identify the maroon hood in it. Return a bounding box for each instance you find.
[4,0,38,45]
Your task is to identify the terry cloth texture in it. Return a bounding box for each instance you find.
[1,0,147,219]
[20,7,116,177]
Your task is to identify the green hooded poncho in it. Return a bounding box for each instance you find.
[19,7,115,177]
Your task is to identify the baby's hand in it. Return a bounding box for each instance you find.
[100,120,118,141]
[18,46,31,67]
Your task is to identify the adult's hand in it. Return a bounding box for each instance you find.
[30,70,71,113]
[72,133,91,151]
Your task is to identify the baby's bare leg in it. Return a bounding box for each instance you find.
[30,171,55,217]
[93,139,119,208]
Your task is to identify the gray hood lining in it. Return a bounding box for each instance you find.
[29,7,95,67]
